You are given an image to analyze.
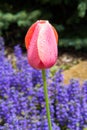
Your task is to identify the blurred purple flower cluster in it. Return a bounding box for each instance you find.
[0,37,87,130]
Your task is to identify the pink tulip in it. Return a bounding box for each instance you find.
[25,20,58,69]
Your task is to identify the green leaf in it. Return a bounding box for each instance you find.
[77,1,87,18]
[83,128,87,130]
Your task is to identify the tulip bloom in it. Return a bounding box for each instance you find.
[25,20,58,69]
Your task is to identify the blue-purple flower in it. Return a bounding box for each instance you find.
[0,38,87,130]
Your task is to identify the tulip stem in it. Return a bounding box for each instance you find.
[42,69,52,130]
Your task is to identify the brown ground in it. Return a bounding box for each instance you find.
[63,61,87,84]
[56,50,87,84]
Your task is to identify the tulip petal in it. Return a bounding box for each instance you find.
[25,21,38,49]
[27,24,45,69]
[37,22,58,68]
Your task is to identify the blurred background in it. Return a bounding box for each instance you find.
[0,0,87,50]
[0,0,87,83]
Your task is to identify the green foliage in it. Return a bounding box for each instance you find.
[77,1,87,18]
[0,0,87,49]
[50,66,59,76]
[59,38,87,50]
[83,128,87,130]
[0,10,41,33]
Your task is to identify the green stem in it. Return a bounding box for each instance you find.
[42,69,52,130]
